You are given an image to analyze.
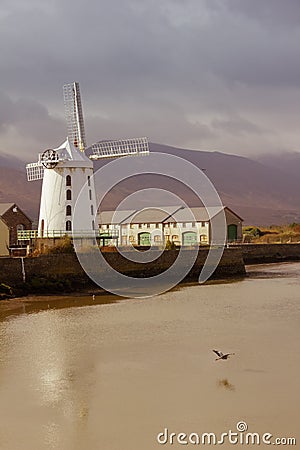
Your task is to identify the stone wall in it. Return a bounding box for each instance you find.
[0,257,25,284]
[242,243,300,264]
[0,247,245,291]
[2,244,300,293]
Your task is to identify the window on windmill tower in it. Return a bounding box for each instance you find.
[66,221,72,231]
[66,175,71,186]
[66,205,72,216]
[87,176,91,187]
[66,189,72,201]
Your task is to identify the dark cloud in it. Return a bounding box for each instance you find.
[0,0,299,159]
[221,0,300,27]
[211,116,266,137]
[0,90,65,158]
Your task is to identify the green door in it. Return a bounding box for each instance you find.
[182,231,197,246]
[100,232,110,246]
[227,224,238,242]
[138,232,151,246]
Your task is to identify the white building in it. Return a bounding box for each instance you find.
[37,139,97,237]
[25,82,149,240]
[98,206,243,246]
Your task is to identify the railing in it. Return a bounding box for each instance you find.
[17,229,119,240]
[17,230,39,240]
[17,230,242,246]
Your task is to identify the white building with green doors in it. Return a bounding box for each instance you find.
[98,206,243,247]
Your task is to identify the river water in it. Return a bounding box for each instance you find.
[0,262,299,449]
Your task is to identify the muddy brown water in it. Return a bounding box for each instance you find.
[0,262,299,449]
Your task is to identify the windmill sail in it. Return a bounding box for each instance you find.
[26,83,149,182]
[26,148,61,181]
[26,161,44,181]
[90,137,149,160]
[63,82,86,151]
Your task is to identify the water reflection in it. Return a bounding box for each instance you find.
[0,309,98,449]
[217,378,235,391]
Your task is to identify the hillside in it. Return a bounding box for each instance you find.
[0,153,41,222]
[0,144,299,225]
[256,152,300,179]
[92,143,300,225]
[151,144,300,217]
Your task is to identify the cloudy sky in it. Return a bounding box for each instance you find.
[1,0,300,161]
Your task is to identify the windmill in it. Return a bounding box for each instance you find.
[26,82,149,238]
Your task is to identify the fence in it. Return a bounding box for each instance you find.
[17,230,119,241]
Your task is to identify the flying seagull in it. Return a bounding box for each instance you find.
[213,350,235,361]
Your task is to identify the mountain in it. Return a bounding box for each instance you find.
[0,152,25,171]
[92,143,300,225]
[0,153,41,222]
[256,152,300,179]
[151,143,300,211]
[0,144,299,225]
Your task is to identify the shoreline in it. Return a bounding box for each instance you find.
[0,287,121,320]
[0,275,245,318]
[0,246,246,301]
[1,260,300,320]
[2,242,300,301]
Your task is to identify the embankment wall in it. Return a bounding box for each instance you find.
[1,244,300,293]
[242,243,300,264]
[0,247,245,291]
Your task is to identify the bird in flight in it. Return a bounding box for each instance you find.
[213,350,235,361]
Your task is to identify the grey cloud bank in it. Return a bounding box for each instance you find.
[0,0,299,160]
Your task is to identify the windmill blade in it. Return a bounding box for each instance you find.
[63,82,86,151]
[26,161,44,181]
[90,137,149,160]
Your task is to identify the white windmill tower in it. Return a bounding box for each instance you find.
[26,82,149,238]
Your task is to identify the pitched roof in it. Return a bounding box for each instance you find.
[98,206,180,225]
[0,203,33,223]
[0,203,15,216]
[55,138,92,166]
[98,205,242,224]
